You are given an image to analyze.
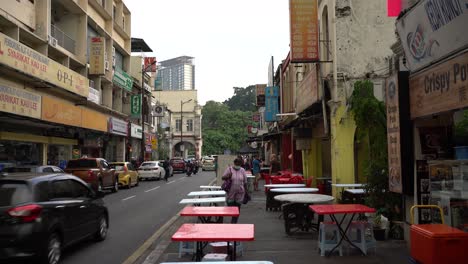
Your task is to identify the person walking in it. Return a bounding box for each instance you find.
[269,153,281,175]
[222,157,248,223]
[163,157,170,182]
[252,155,262,191]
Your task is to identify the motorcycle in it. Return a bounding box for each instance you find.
[186,162,193,177]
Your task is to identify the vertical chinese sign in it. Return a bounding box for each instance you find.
[289,0,319,63]
[265,86,279,122]
[89,37,105,75]
[386,74,402,193]
[131,95,141,117]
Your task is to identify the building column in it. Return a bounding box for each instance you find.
[102,83,113,108]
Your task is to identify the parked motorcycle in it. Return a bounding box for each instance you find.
[186,161,193,177]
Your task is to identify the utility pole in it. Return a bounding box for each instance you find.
[140,60,157,162]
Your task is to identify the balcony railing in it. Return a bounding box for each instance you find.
[50,24,76,54]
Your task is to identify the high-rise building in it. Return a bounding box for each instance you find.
[158,56,195,91]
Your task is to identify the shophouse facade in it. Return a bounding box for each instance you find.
[262,0,397,196]
[152,90,202,159]
[393,0,468,232]
[0,0,144,168]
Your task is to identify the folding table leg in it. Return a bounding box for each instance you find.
[327,213,365,257]
[195,242,203,261]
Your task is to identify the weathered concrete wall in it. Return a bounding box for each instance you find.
[335,0,396,79]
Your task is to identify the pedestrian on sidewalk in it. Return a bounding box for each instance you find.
[163,157,170,182]
[222,157,248,223]
[252,155,262,191]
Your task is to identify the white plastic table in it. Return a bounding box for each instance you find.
[264,184,305,188]
[345,188,365,194]
[332,183,365,188]
[187,190,226,197]
[274,193,335,204]
[200,185,222,190]
[179,197,226,206]
[270,188,319,193]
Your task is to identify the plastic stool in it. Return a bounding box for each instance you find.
[209,242,243,256]
[178,241,196,258]
[346,221,377,255]
[318,221,343,256]
[202,253,228,261]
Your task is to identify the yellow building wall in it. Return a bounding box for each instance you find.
[302,138,323,187]
[331,104,356,198]
[87,5,107,31]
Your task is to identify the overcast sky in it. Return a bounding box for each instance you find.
[124,0,290,105]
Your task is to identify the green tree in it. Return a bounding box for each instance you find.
[223,85,256,112]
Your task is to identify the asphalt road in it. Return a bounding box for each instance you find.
[61,170,216,264]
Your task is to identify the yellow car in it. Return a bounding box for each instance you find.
[109,162,139,188]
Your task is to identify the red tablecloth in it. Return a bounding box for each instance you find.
[180,206,240,217]
[172,224,255,242]
[309,204,376,215]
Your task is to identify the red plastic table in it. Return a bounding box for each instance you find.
[172,223,254,261]
[180,206,240,223]
[309,204,376,257]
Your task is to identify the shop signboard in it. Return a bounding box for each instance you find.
[151,138,157,150]
[113,68,133,92]
[144,57,157,72]
[296,64,319,114]
[87,87,100,104]
[89,37,105,75]
[396,0,468,72]
[108,117,128,136]
[265,86,279,122]
[130,123,143,139]
[409,51,468,119]
[289,0,319,62]
[0,32,89,97]
[0,85,41,119]
[82,108,107,132]
[42,96,82,127]
[131,95,141,116]
[386,74,403,193]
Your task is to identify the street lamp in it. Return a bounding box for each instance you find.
[180,99,193,158]
[140,60,158,162]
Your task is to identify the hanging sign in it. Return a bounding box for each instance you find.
[131,95,141,116]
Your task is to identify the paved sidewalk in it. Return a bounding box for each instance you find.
[140,187,411,264]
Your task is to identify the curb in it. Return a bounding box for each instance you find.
[124,179,218,264]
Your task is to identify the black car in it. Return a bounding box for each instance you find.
[0,173,109,264]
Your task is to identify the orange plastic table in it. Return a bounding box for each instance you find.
[180,206,240,223]
[172,223,254,261]
[309,204,376,257]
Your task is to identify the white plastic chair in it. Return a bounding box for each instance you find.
[318,221,343,256]
[346,221,377,255]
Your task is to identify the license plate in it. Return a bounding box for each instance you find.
[144,169,150,171]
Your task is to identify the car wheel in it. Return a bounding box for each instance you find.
[111,178,118,193]
[94,216,108,242]
[41,233,61,264]
[127,178,132,189]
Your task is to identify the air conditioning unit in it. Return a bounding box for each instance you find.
[112,46,116,57]
[49,36,57,47]
[105,60,110,71]
[112,57,116,67]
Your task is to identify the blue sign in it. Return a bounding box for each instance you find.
[265,86,279,122]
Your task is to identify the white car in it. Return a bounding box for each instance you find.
[138,161,165,181]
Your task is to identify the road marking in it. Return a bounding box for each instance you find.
[122,195,136,201]
[122,209,182,264]
[144,186,160,193]
[177,178,186,182]
[167,180,176,184]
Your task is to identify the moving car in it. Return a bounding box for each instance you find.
[170,157,186,173]
[202,157,216,171]
[109,162,139,188]
[0,173,109,264]
[138,161,165,181]
[65,158,118,193]
[158,160,173,178]
[2,165,64,173]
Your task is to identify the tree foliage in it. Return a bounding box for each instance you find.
[223,85,256,112]
[349,80,401,220]
[202,86,256,155]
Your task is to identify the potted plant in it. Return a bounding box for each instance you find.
[372,210,387,241]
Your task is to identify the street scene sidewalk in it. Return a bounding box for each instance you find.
[138,185,410,264]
